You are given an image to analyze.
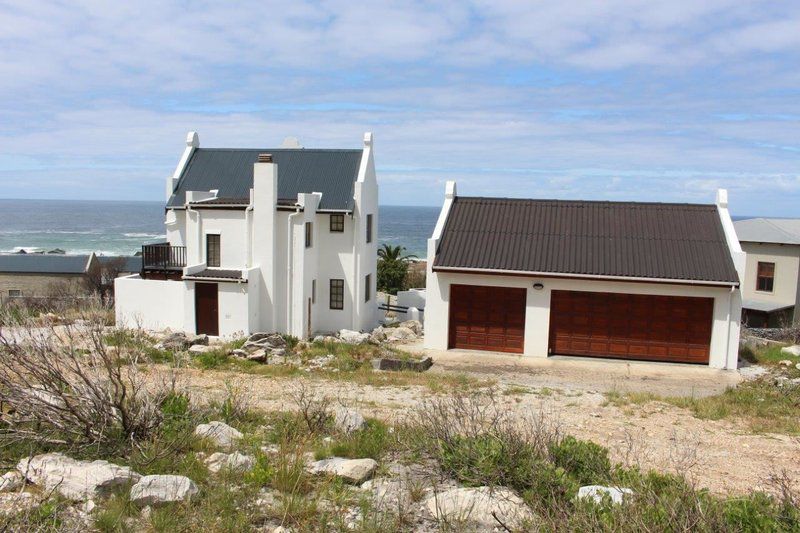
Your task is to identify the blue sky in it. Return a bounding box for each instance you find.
[0,1,799,215]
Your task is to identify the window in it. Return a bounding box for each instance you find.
[330,279,344,310]
[305,222,313,248]
[206,234,221,267]
[330,214,344,232]
[756,262,775,292]
[366,214,373,243]
[365,274,371,302]
[312,279,316,304]
[8,289,22,298]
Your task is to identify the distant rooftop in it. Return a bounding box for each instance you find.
[733,218,800,245]
[98,255,141,273]
[0,254,93,274]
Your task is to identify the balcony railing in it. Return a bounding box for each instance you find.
[141,243,187,271]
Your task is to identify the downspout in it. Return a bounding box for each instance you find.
[245,204,254,268]
[287,205,302,335]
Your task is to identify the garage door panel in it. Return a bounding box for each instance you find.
[449,285,526,353]
[549,290,712,364]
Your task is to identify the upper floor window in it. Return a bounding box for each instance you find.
[305,222,313,248]
[8,289,22,298]
[756,262,775,292]
[206,234,221,267]
[366,214,373,244]
[365,274,371,302]
[330,279,344,310]
[330,214,344,232]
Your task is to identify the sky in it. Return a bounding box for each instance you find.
[0,1,799,215]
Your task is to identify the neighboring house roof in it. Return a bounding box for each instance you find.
[0,254,93,274]
[733,218,800,245]
[433,197,740,284]
[167,148,363,211]
[741,299,794,313]
[98,256,141,273]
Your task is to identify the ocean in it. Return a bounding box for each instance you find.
[0,199,439,259]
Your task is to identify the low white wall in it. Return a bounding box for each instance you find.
[115,275,191,332]
[397,288,426,310]
[425,271,740,369]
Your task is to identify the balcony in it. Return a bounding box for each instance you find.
[141,243,186,279]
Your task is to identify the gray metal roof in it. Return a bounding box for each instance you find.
[167,148,363,211]
[98,255,141,273]
[733,218,800,245]
[184,268,244,281]
[0,254,92,274]
[434,197,740,284]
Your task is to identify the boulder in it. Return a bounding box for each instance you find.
[188,344,214,354]
[129,475,199,506]
[194,421,243,449]
[243,333,287,351]
[231,349,248,358]
[361,478,413,511]
[204,452,255,474]
[423,486,534,529]
[781,345,800,357]
[187,334,209,346]
[247,349,267,363]
[16,453,140,500]
[397,320,423,336]
[385,326,416,342]
[577,485,633,505]
[0,471,24,492]
[369,327,387,343]
[338,329,370,344]
[333,407,366,434]
[159,332,190,351]
[308,458,377,484]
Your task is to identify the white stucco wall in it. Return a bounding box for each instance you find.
[217,281,250,337]
[115,275,192,332]
[740,242,800,308]
[314,212,355,333]
[351,132,379,332]
[424,271,740,369]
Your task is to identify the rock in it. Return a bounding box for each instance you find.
[308,458,377,484]
[385,326,416,342]
[778,360,794,367]
[129,475,199,506]
[231,349,248,358]
[194,421,243,449]
[159,332,191,351]
[270,348,286,357]
[188,344,214,354]
[397,320,423,336]
[796,363,800,371]
[781,345,800,356]
[338,329,370,344]
[16,453,140,501]
[246,349,267,363]
[0,471,24,492]
[187,333,209,346]
[334,407,366,434]
[204,452,255,474]
[577,485,633,505]
[0,492,38,516]
[369,327,387,343]
[81,499,96,514]
[243,333,287,351]
[423,486,534,530]
[256,488,280,508]
[362,478,413,511]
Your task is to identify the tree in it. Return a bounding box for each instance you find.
[377,244,417,295]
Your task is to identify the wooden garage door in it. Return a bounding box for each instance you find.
[449,285,526,353]
[549,291,713,364]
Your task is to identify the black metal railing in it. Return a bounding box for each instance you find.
[141,244,187,271]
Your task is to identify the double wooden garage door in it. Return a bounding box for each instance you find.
[549,290,713,364]
[448,285,713,363]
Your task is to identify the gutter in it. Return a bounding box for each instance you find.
[286,204,303,334]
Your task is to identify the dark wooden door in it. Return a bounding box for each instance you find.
[549,290,713,364]
[195,283,219,336]
[448,284,526,353]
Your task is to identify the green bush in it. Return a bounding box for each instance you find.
[193,348,229,369]
[549,436,611,485]
[325,419,391,460]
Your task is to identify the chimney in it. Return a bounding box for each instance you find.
[258,153,273,163]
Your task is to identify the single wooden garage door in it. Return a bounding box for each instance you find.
[449,285,526,353]
[549,290,713,364]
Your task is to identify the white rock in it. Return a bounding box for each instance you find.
[778,359,794,367]
[194,421,243,449]
[577,485,633,505]
[781,345,800,356]
[129,475,199,506]
[423,486,534,529]
[188,344,214,354]
[0,471,24,492]
[308,458,377,484]
[397,320,423,336]
[81,499,96,514]
[334,407,366,434]
[385,326,416,342]
[16,453,140,501]
[204,452,255,474]
[338,329,370,344]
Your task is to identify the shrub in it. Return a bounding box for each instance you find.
[327,419,391,460]
[549,436,611,485]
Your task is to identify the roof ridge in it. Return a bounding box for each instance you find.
[455,196,716,208]
[195,147,363,153]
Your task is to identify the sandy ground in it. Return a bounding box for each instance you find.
[173,349,799,498]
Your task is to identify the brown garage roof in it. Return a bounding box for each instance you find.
[433,197,739,285]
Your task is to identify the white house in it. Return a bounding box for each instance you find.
[424,182,744,370]
[115,132,379,338]
[733,218,800,327]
